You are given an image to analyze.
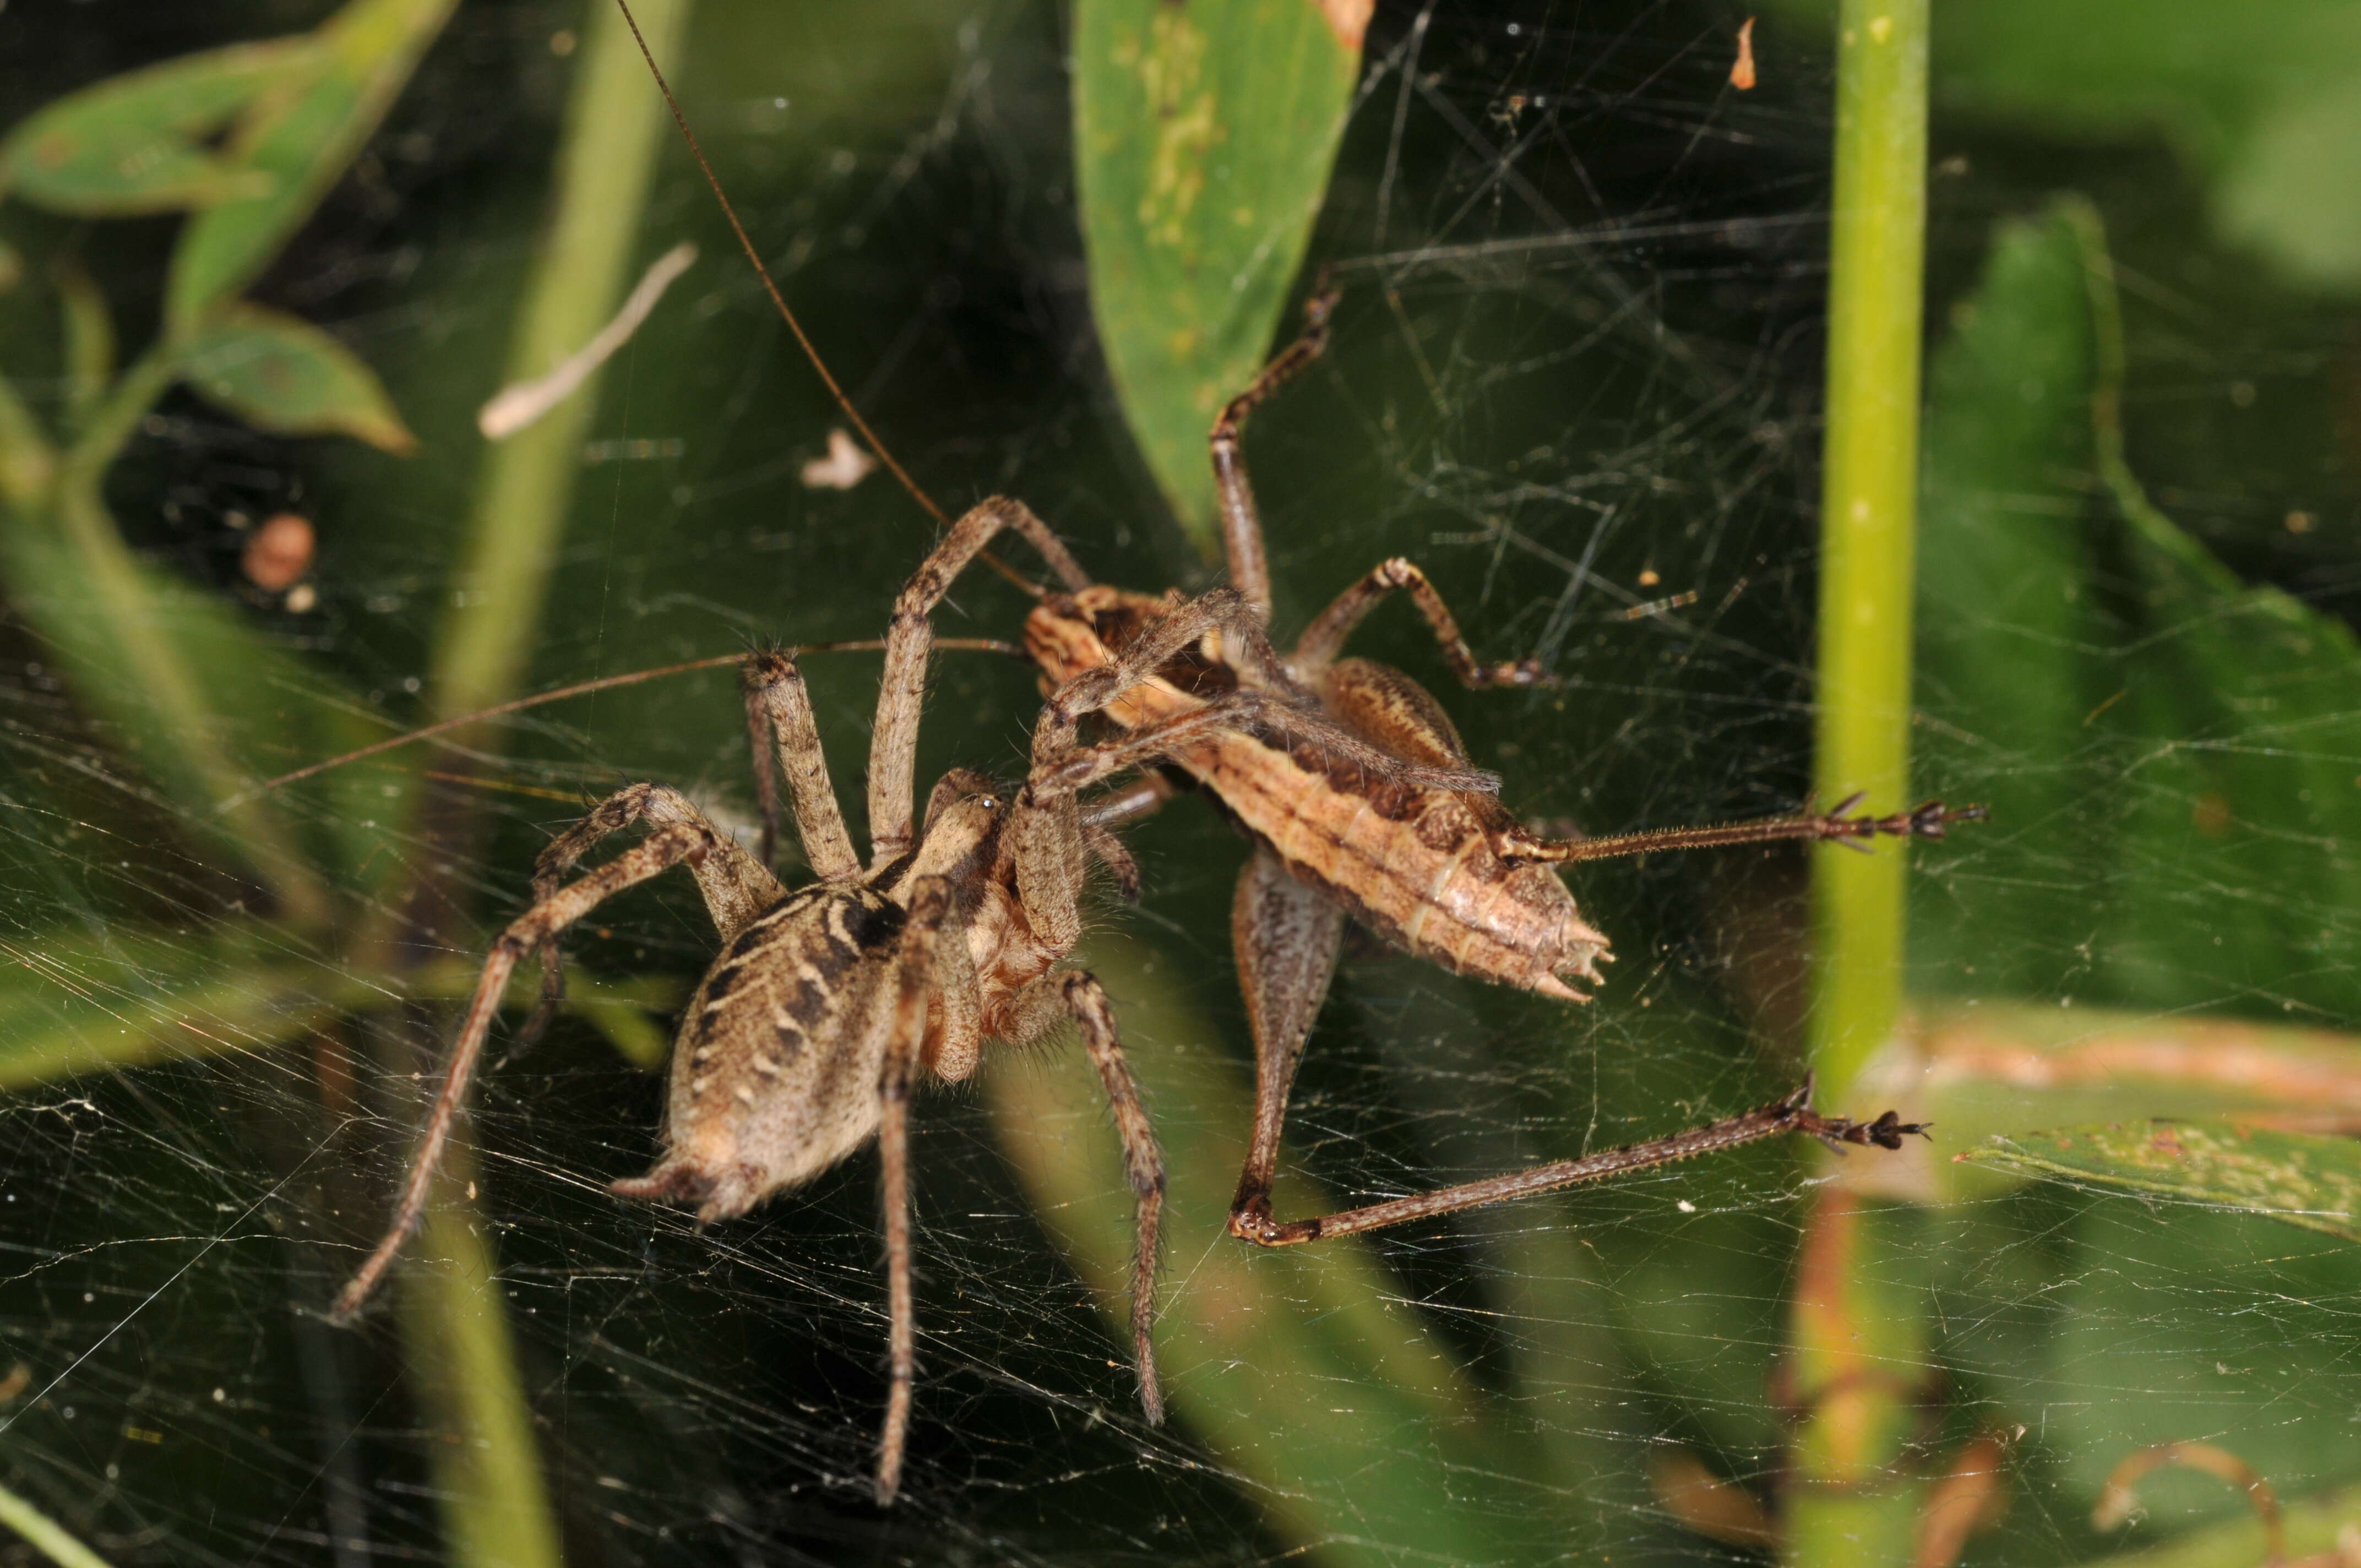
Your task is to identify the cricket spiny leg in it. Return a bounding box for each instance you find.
[1230,1076,1928,1248]
[1501,797,1986,865]
[1211,282,1338,619]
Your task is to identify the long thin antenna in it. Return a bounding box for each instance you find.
[233,637,1027,802]
[612,0,946,530]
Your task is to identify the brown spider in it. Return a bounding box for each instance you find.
[328,499,1296,1504]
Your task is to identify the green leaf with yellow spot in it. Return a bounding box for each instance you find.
[1073,0,1367,556]
[1962,1121,2361,1243]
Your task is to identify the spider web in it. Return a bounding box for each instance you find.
[3,1,2359,1564]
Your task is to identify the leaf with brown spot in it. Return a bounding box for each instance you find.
[0,40,315,215]
[176,303,415,453]
[1961,1120,2361,1243]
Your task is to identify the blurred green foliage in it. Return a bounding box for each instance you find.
[1763,0,2361,295]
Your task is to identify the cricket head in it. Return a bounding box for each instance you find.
[1025,585,1243,729]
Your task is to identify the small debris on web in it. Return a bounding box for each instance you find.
[801,429,879,491]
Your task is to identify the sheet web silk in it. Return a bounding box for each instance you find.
[2,2,2356,1565]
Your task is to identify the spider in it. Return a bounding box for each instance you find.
[328,498,1304,1504]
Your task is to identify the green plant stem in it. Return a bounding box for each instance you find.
[0,367,56,504]
[399,1146,566,1568]
[368,4,693,1561]
[425,0,693,727]
[1785,1191,1930,1566]
[1791,2,1931,1565]
[0,1480,115,1568]
[1810,0,1930,1101]
[55,265,115,433]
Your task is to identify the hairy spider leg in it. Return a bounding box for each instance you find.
[513,655,847,1053]
[744,647,863,880]
[990,969,1168,1428]
[874,873,951,1504]
[865,496,1091,869]
[328,790,770,1323]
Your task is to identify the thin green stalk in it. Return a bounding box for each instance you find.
[0,1479,115,1568]
[0,367,56,505]
[373,2,694,1561]
[55,266,116,434]
[1810,0,1930,1101]
[426,0,694,725]
[1791,2,1932,1565]
[399,1146,567,1568]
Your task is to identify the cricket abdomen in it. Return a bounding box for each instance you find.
[1197,727,1609,998]
[1024,590,1609,998]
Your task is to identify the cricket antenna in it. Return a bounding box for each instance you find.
[611,0,954,532]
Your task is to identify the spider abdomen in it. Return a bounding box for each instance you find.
[613,885,906,1223]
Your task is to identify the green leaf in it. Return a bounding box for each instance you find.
[177,303,416,453]
[0,40,311,215]
[1758,1,2361,292]
[165,0,459,335]
[1913,205,2104,998]
[0,919,344,1090]
[1896,1000,2361,1202]
[1963,1121,2361,1243]
[1924,1,2361,292]
[0,913,682,1091]
[1913,198,2361,1026]
[1073,0,1363,554]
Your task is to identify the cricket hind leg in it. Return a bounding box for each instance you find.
[1497,795,1987,866]
[1228,1076,1928,1249]
[1223,845,1346,1243]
